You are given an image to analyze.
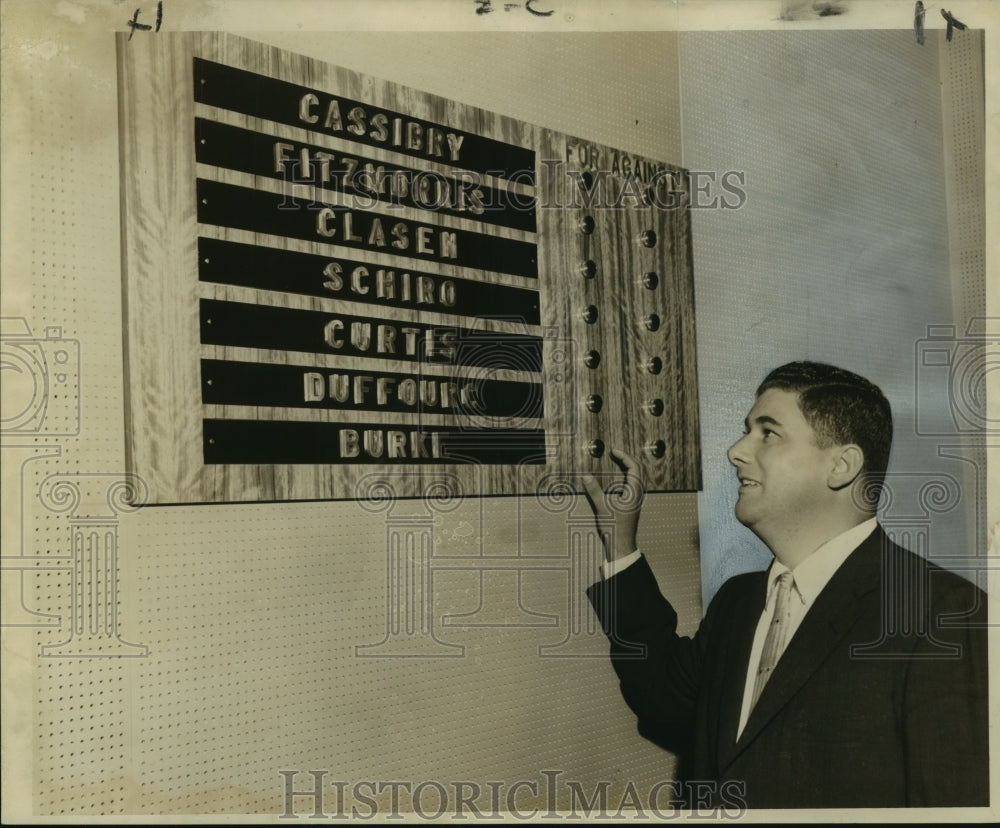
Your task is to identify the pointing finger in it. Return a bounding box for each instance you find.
[609,448,642,479]
[607,448,646,510]
[581,473,607,514]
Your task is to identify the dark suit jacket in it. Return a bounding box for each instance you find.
[587,528,989,808]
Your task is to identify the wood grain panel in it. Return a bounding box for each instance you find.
[119,32,698,503]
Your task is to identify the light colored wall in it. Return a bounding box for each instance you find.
[679,29,978,602]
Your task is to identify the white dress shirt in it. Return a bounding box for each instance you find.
[735,517,877,738]
[600,517,879,740]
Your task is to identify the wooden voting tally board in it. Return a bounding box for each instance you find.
[118,32,700,504]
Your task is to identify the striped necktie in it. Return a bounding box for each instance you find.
[750,571,795,711]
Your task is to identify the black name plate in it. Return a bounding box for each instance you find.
[194,57,535,182]
[203,419,547,465]
[195,118,536,233]
[199,299,544,372]
[197,238,540,325]
[196,179,538,278]
[201,358,543,419]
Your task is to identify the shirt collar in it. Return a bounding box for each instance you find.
[765,517,878,608]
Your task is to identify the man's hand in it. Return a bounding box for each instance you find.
[581,448,646,562]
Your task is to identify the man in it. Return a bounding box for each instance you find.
[583,362,988,808]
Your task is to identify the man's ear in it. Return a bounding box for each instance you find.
[828,444,865,491]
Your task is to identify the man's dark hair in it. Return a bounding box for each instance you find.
[757,361,893,507]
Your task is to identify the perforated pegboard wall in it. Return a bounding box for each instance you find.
[3,13,702,818]
[939,29,986,331]
[1,5,139,816]
[936,29,988,570]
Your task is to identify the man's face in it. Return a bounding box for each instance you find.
[727,388,838,539]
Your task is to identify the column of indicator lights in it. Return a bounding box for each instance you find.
[575,192,604,461]
[575,182,666,462]
[638,227,667,460]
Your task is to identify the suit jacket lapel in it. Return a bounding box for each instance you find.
[720,528,886,769]
[714,572,766,770]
